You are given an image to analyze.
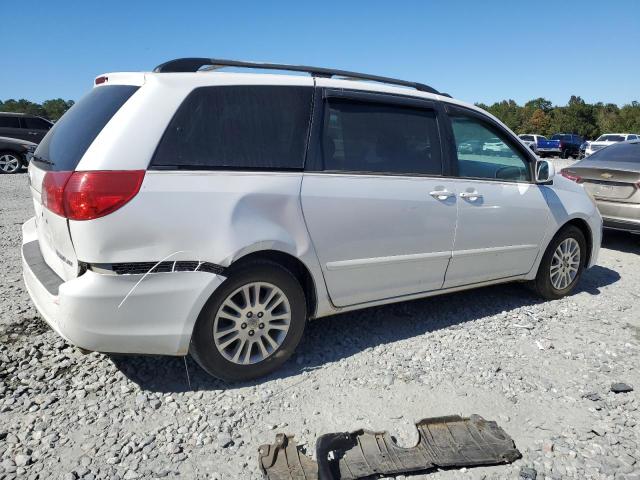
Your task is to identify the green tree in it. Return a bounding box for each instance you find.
[42,99,74,121]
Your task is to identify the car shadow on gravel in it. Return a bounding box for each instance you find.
[601,229,640,254]
[111,262,620,393]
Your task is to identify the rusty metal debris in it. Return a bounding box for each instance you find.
[259,415,521,479]
[259,433,318,480]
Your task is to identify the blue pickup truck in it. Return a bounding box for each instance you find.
[537,133,584,159]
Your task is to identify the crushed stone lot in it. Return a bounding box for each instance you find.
[1,170,639,480]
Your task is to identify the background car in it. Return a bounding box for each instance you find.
[0,112,53,143]
[584,133,639,157]
[518,134,546,153]
[561,140,640,233]
[482,137,511,155]
[537,133,584,159]
[0,136,37,173]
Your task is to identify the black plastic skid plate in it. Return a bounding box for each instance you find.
[316,414,521,479]
[258,433,318,480]
[259,415,521,479]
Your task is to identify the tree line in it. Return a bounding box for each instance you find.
[476,96,640,140]
[0,98,75,122]
[2,95,639,140]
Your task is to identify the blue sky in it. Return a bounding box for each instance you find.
[2,0,638,106]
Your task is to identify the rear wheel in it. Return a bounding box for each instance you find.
[533,225,586,299]
[561,149,569,159]
[190,261,307,381]
[0,152,22,174]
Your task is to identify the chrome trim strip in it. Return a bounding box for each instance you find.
[452,244,538,258]
[326,251,451,271]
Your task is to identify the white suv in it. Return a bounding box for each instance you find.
[585,133,639,156]
[22,58,602,381]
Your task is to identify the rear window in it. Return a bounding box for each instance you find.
[519,135,534,141]
[151,86,313,170]
[33,85,139,171]
[590,142,640,163]
[551,134,572,141]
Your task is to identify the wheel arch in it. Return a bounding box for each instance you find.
[228,249,318,319]
[563,217,593,267]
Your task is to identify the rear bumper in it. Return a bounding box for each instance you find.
[21,217,224,355]
[596,200,640,233]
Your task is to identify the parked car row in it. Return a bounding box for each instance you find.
[518,131,640,160]
[583,133,639,157]
[0,112,53,173]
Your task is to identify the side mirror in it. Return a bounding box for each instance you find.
[535,159,555,183]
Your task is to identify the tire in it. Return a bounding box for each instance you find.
[190,261,307,382]
[561,149,569,159]
[0,151,23,174]
[533,225,587,300]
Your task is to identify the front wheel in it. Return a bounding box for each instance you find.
[533,225,586,300]
[190,261,307,382]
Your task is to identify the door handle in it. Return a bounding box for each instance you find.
[429,190,455,200]
[459,191,483,201]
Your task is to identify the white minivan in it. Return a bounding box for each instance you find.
[22,58,602,381]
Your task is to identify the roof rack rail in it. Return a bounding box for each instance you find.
[152,58,441,95]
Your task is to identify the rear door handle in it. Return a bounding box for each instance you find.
[459,191,483,200]
[429,190,455,200]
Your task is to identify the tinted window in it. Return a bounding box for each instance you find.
[551,134,572,141]
[520,135,534,141]
[597,134,626,142]
[34,85,139,171]
[24,117,52,130]
[322,100,442,175]
[590,142,640,163]
[451,115,531,182]
[0,116,21,128]
[152,86,312,169]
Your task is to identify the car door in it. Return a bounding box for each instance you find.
[22,117,52,143]
[0,115,28,141]
[442,105,551,288]
[301,88,458,307]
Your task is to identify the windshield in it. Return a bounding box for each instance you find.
[596,135,626,142]
[589,142,640,163]
[33,85,139,171]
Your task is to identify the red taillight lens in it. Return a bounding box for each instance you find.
[42,171,72,217]
[560,169,582,183]
[95,76,108,85]
[42,170,144,220]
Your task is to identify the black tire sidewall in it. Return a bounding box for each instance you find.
[536,225,587,299]
[190,262,306,382]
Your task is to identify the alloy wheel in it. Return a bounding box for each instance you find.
[0,154,20,173]
[213,282,292,365]
[550,238,581,290]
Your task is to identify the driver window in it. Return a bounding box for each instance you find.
[451,115,531,182]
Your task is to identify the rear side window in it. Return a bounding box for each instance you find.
[322,100,442,175]
[24,117,52,130]
[152,86,313,170]
[34,85,139,171]
[0,116,21,128]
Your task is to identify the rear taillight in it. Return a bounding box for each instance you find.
[42,171,145,220]
[42,171,72,217]
[558,141,564,149]
[560,169,582,183]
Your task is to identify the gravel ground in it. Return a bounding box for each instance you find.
[1,168,639,480]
